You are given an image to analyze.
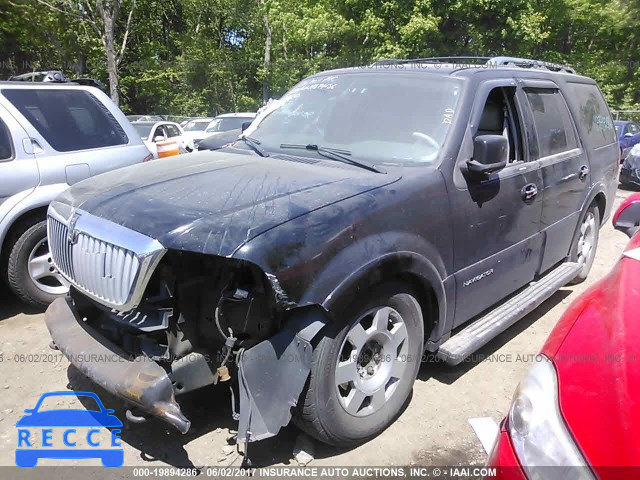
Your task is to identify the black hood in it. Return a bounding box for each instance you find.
[58,151,400,256]
[198,129,240,151]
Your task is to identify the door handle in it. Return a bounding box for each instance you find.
[579,165,590,179]
[22,138,44,155]
[521,183,538,201]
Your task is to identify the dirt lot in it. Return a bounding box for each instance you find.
[0,187,635,474]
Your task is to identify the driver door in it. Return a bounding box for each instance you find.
[449,80,544,327]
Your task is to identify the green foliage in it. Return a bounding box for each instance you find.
[2,0,640,113]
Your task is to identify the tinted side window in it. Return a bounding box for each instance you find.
[1,89,128,152]
[568,82,616,148]
[0,119,12,160]
[630,123,640,135]
[524,88,578,158]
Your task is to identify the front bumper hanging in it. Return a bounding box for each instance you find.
[46,298,329,443]
[45,297,191,433]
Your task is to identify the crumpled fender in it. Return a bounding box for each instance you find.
[236,306,328,443]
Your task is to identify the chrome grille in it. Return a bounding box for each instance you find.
[47,202,166,311]
[72,233,140,306]
[47,216,75,279]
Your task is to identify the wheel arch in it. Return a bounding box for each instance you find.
[0,206,48,263]
[592,190,607,223]
[0,183,69,259]
[320,251,447,348]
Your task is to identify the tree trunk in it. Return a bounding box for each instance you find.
[105,43,119,105]
[102,13,119,105]
[262,7,272,104]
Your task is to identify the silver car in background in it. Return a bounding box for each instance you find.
[0,82,151,307]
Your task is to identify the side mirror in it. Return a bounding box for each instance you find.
[241,121,252,132]
[466,135,508,176]
[625,132,634,138]
[613,193,640,238]
[153,135,165,143]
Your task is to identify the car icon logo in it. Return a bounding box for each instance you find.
[15,391,124,468]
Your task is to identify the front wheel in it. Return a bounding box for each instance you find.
[7,220,69,308]
[295,283,424,446]
[569,205,600,285]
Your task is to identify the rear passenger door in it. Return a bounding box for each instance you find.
[518,80,588,273]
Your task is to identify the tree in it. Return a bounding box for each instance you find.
[34,0,136,105]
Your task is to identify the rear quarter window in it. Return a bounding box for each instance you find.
[567,82,616,148]
[1,89,128,152]
[0,119,13,160]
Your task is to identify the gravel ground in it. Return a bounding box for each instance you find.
[0,186,634,476]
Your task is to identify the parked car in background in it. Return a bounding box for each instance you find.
[132,120,192,157]
[181,117,214,146]
[126,114,164,123]
[0,82,151,307]
[45,57,618,449]
[191,113,255,149]
[488,194,640,480]
[620,142,640,188]
[615,120,640,160]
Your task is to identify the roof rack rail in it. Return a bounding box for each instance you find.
[7,70,106,90]
[8,70,70,82]
[488,56,576,74]
[372,57,491,66]
[371,56,576,74]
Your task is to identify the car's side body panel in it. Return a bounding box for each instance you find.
[0,84,150,257]
[233,169,454,343]
[0,103,38,214]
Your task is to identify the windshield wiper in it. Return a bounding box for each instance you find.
[279,143,385,173]
[238,135,269,157]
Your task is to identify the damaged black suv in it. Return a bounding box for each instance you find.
[45,57,619,448]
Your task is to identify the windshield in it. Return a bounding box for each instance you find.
[133,124,153,139]
[245,73,462,165]
[184,121,210,132]
[206,117,252,133]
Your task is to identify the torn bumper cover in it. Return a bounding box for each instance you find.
[236,308,327,443]
[45,297,191,434]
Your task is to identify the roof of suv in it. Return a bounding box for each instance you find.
[0,81,95,88]
[316,56,588,81]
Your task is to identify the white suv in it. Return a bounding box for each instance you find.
[0,81,151,307]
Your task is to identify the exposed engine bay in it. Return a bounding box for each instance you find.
[59,251,325,442]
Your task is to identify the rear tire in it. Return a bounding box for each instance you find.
[295,282,424,446]
[7,220,69,308]
[569,205,600,285]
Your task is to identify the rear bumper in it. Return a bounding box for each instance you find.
[45,297,190,434]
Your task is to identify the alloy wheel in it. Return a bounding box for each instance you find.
[27,237,69,295]
[334,306,409,417]
[576,211,596,265]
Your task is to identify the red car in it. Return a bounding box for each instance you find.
[488,194,640,480]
